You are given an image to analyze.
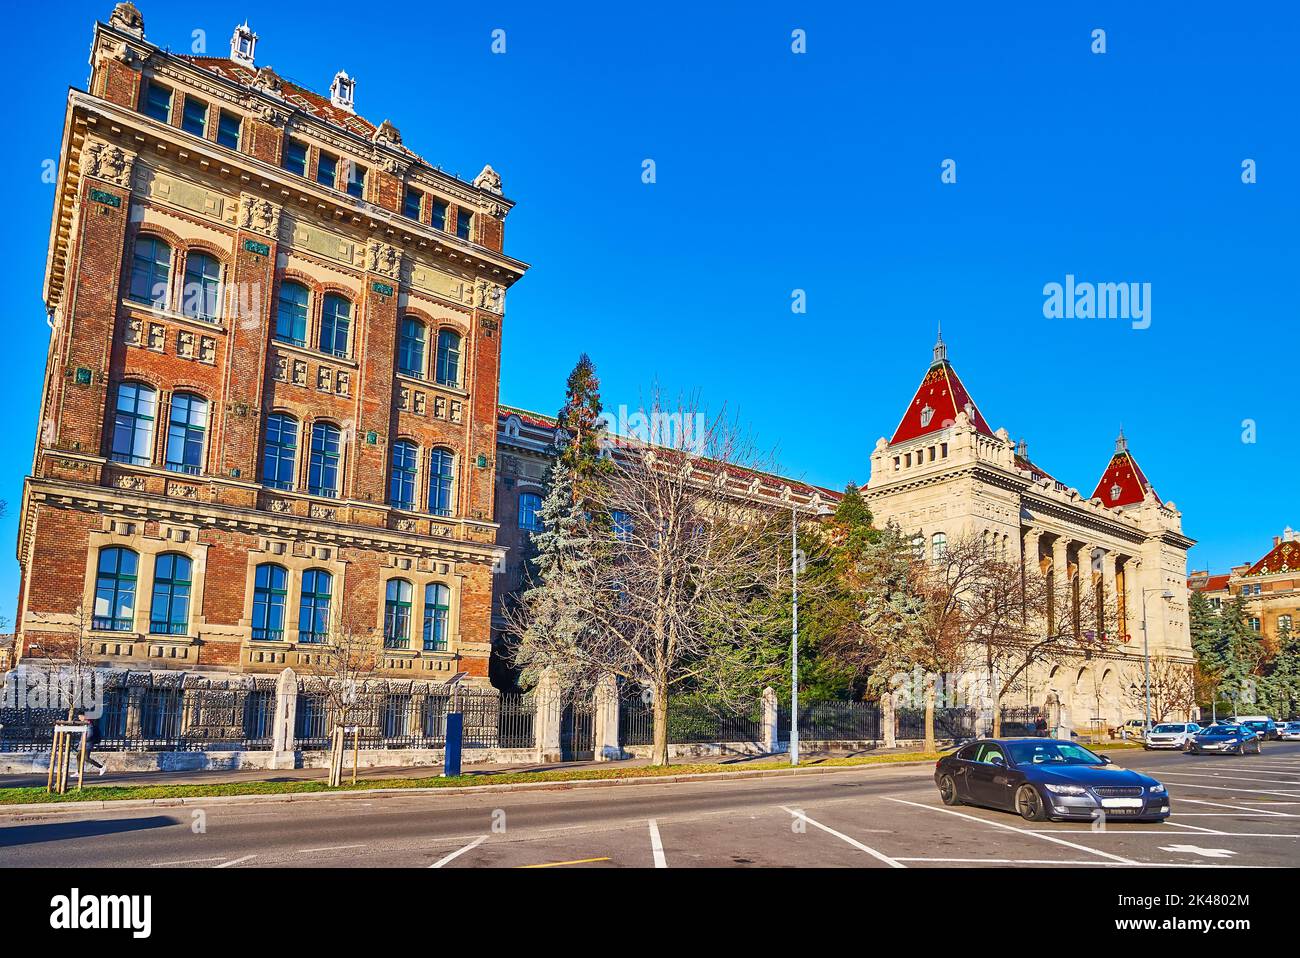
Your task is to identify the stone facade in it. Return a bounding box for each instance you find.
[1189,527,1300,643]
[865,335,1197,726]
[15,6,527,686]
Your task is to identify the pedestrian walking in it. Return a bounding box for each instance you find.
[76,711,106,777]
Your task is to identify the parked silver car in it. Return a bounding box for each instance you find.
[1143,722,1201,750]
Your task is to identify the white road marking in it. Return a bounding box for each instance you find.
[1163,770,1300,786]
[1164,781,1300,799]
[884,797,1137,865]
[429,835,487,868]
[1162,820,1225,834]
[150,857,227,867]
[891,857,1242,868]
[214,854,256,868]
[299,843,367,854]
[1176,797,1289,816]
[779,806,905,869]
[1159,844,1236,859]
[648,819,667,868]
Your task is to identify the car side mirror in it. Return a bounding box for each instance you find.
[989,755,1006,767]
[1099,755,1112,764]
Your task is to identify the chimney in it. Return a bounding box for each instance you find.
[330,71,355,112]
[230,21,257,67]
[1275,536,1282,547]
[1285,526,1296,542]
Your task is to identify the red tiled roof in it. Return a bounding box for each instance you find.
[1089,446,1159,508]
[890,360,994,445]
[1015,453,1057,484]
[1247,538,1300,576]
[1188,573,1231,592]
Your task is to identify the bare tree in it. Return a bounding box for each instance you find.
[507,396,789,765]
[1123,655,1196,725]
[297,616,386,785]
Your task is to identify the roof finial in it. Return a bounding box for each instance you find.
[932,323,947,364]
[1115,426,1128,454]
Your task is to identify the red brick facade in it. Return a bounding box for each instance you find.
[16,7,527,685]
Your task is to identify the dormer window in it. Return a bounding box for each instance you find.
[230,22,258,67]
[1109,483,1122,502]
[330,71,355,112]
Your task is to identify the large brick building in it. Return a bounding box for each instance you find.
[1188,527,1300,643]
[15,4,527,685]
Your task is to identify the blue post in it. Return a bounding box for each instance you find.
[443,712,464,778]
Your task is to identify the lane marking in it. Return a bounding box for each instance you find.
[1159,844,1236,859]
[892,856,1245,869]
[1162,820,1225,833]
[429,835,487,868]
[648,819,667,868]
[1176,797,1289,816]
[779,806,905,868]
[883,797,1137,865]
[1164,781,1300,799]
[1033,829,1300,838]
[299,844,367,854]
[1162,770,1300,786]
[518,857,612,869]
[214,854,255,868]
[150,857,227,867]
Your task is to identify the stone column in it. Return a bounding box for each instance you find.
[1051,536,1069,635]
[534,669,562,763]
[270,667,298,770]
[1100,551,1118,640]
[881,692,897,749]
[1022,527,1044,574]
[761,686,778,753]
[592,674,620,761]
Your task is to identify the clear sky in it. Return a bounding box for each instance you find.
[1,1,1296,624]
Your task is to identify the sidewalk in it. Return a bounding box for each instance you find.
[0,746,916,790]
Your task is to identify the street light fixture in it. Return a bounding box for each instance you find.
[1139,588,1177,731]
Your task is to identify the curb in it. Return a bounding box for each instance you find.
[0,758,939,816]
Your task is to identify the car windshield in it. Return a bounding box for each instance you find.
[1204,724,1239,734]
[1243,722,1267,728]
[1152,724,1184,733]
[1006,741,1104,766]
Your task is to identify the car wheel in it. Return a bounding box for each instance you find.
[1015,784,1049,822]
[938,774,961,806]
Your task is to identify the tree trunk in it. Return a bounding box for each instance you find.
[651,684,670,766]
[923,682,936,753]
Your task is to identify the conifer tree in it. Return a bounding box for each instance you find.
[556,354,611,502]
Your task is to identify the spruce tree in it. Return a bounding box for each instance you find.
[556,354,610,502]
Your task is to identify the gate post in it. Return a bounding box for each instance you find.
[761,686,778,753]
[882,692,897,749]
[534,668,562,763]
[593,674,620,761]
[271,667,298,769]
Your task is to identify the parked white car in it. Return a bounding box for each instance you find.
[1144,722,1201,750]
[1281,722,1300,741]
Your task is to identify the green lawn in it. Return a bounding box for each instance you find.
[0,750,945,806]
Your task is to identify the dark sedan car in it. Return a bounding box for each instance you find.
[1187,722,1262,755]
[934,738,1170,823]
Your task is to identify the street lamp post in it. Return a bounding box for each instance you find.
[1139,588,1177,730]
[790,505,799,767]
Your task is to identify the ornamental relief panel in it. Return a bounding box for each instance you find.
[366,240,402,279]
[238,193,282,238]
[83,136,136,188]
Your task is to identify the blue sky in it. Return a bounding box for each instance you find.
[1,1,1297,623]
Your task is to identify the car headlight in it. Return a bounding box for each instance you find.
[1044,784,1088,796]
[1147,784,1166,794]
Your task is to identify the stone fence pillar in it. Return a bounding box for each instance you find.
[593,674,620,761]
[882,693,897,749]
[761,686,778,753]
[534,669,562,763]
[271,667,298,769]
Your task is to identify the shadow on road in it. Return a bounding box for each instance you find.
[0,815,180,848]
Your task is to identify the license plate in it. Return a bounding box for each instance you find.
[1101,797,1144,808]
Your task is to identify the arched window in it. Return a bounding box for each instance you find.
[932,532,947,559]
[262,413,298,490]
[149,553,192,635]
[423,583,450,652]
[275,281,309,347]
[428,448,454,516]
[299,569,332,644]
[111,382,157,466]
[319,293,351,357]
[128,235,171,307]
[518,493,543,532]
[435,328,461,386]
[165,392,208,474]
[390,440,417,511]
[93,547,138,632]
[181,250,222,322]
[308,422,342,497]
[398,318,425,377]
[252,563,288,641]
[910,534,925,560]
[384,579,413,649]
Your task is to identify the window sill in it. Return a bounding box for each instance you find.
[120,299,228,333]
[270,338,358,369]
[394,371,468,398]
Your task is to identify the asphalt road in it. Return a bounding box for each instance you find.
[4,743,1300,868]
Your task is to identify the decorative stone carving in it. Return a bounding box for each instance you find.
[199,336,216,364]
[177,329,195,359]
[251,66,283,96]
[267,499,293,513]
[309,504,337,521]
[395,518,417,532]
[476,280,503,312]
[273,356,288,382]
[397,385,410,411]
[83,137,135,188]
[317,367,331,391]
[413,392,426,415]
[147,323,165,351]
[292,359,307,386]
[366,240,401,279]
[473,164,503,195]
[114,474,146,492]
[165,481,198,500]
[109,2,145,38]
[239,194,281,237]
[335,371,350,396]
[124,317,143,346]
[373,119,402,146]
[433,396,445,420]
[450,401,463,425]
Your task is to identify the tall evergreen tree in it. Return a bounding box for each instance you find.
[556,354,610,501]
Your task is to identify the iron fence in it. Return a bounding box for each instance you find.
[778,700,880,741]
[896,706,984,741]
[666,696,761,744]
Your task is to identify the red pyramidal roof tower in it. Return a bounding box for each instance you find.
[1090,429,1160,508]
[890,329,994,444]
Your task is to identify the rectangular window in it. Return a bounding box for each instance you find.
[430,199,447,231]
[216,110,242,150]
[346,162,367,199]
[141,81,173,123]
[283,138,308,177]
[317,151,338,189]
[403,187,422,220]
[455,208,472,240]
[181,96,208,137]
